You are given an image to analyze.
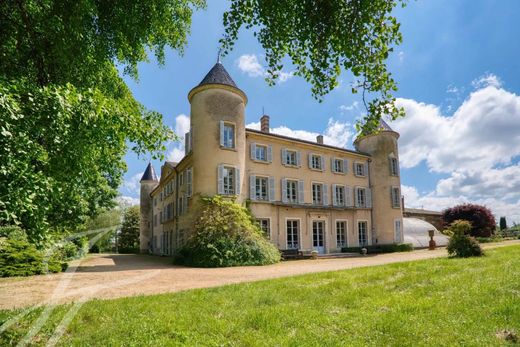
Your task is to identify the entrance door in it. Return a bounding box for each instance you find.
[312,221,325,254]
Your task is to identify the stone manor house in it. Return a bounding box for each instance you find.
[139,61,403,255]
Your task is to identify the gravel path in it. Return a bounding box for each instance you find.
[1,240,519,310]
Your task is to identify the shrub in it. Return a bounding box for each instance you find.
[442,204,496,237]
[0,225,28,241]
[174,196,280,267]
[446,220,483,258]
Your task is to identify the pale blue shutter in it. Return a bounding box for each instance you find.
[331,158,335,172]
[296,151,301,166]
[250,143,256,160]
[268,176,275,201]
[332,184,337,206]
[281,148,287,165]
[323,184,329,206]
[235,168,241,195]
[321,155,325,171]
[281,178,288,203]
[219,121,225,146]
[366,188,372,208]
[308,153,312,168]
[267,145,272,163]
[298,180,305,204]
[354,187,360,207]
[364,162,369,177]
[187,168,192,197]
[217,165,224,194]
[343,159,349,173]
[249,175,256,200]
[346,186,353,207]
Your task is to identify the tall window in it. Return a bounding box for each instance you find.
[334,185,345,206]
[255,145,267,161]
[333,159,345,173]
[310,154,323,170]
[286,220,299,249]
[390,157,399,176]
[223,166,235,195]
[258,219,270,237]
[286,180,298,203]
[358,221,368,246]
[223,123,235,148]
[312,183,323,205]
[395,219,402,243]
[336,221,347,247]
[391,187,401,208]
[354,162,366,177]
[356,188,366,207]
[255,177,268,200]
[285,150,297,166]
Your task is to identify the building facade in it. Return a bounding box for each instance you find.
[139,62,404,255]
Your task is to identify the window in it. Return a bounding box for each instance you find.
[255,177,268,200]
[221,122,235,149]
[286,180,298,203]
[282,149,299,166]
[336,221,347,248]
[179,172,184,186]
[177,197,183,215]
[333,185,346,207]
[223,167,235,195]
[185,129,192,154]
[391,187,401,208]
[177,229,185,248]
[251,143,271,162]
[286,220,299,249]
[218,165,240,196]
[358,221,368,246]
[312,183,323,205]
[390,157,399,176]
[354,162,366,177]
[395,219,402,243]
[309,154,323,170]
[159,211,163,223]
[356,188,366,207]
[258,219,270,236]
[154,198,157,207]
[332,158,347,173]
[186,168,193,197]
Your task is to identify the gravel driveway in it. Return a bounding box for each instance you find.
[1,240,518,310]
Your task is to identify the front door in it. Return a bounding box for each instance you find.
[312,221,325,254]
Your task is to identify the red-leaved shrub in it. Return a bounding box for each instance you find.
[442,204,496,237]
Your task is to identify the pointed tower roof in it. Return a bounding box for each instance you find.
[380,119,394,132]
[198,62,238,88]
[140,163,158,182]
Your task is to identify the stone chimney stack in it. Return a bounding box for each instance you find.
[260,115,270,133]
[316,135,324,144]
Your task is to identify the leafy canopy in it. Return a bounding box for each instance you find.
[221,0,407,134]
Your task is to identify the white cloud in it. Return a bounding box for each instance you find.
[236,54,294,83]
[398,51,405,63]
[168,147,185,162]
[472,72,502,89]
[116,196,140,207]
[166,114,191,163]
[122,172,143,196]
[246,118,352,148]
[174,114,190,137]
[339,101,359,113]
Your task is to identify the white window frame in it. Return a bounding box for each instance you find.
[284,149,298,167]
[186,167,193,197]
[257,218,271,238]
[332,158,346,174]
[222,166,236,195]
[312,182,324,205]
[354,162,366,177]
[221,121,236,149]
[357,220,369,247]
[255,176,269,201]
[391,186,401,208]
[336,220,348,248]
[334,184,346,207]
[394,219,403,243]
[356,187,366,207]
[286,218,301,250]
[309,153,323,171]
[286,179,298,204]
[390,157,399,176]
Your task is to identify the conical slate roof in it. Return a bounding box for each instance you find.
[140,163,158,182]
[380,119,394,131]
[198,62,238,88]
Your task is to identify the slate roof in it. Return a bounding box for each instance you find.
[140,163,158,182]
[198,62,238,88]
[380,119,394,131]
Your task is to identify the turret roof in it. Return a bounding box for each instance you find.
[198,62,238,88]
[140,163,158,182]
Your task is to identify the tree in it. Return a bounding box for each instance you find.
[499,216,507,231]
[221,0,407,133]
[442,204,496,238]
[118,206,140,253]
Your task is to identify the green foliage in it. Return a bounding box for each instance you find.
[221,0,407,133]
[0,225,27,241]
[499,216,507,230]
[442,203,496,238]
[342,243,413,254]
[86,209,121,253]
[118,206,140,254]
[175,196,280,267]
[446,220,483,258]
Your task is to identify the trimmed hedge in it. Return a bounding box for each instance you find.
[341,243,414,254]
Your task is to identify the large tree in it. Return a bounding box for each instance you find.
[118,206,140,253]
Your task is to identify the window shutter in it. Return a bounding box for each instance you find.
[364,162,369,176]
[354,187,360,207]
[390,187,395,207]
[321,155,325,171]
[281,148,287,165]
[281,178,288,203]
[268,176,275,201]
[343,159,349,173]
[250,143,256,160]
[235,168,241,195]
[267,145,272,163]
[389,157,393,175]
[323,184,329,206]
[217,165,224,194]
[346,186,353,207]
[308,153,312,168]
[332,184,337,206]
[249,175,256,200]
[366,188,372,208]
[296,151,301,166]
[186,168,192,197]
[183,196,188,212]
[185,132,190,154]
[331,158,335,172]
[298,180,305,204]
[219,121,225,146]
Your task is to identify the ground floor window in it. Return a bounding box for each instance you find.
[286,219,299,249]
[312,220,325,251]
[336,221,347,248]
[258,218,270,238]
[358,221,368,246]
[395,219,402,243]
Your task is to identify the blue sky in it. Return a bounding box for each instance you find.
[119,0,520,223]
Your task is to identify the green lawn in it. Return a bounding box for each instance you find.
[2,246,520,346]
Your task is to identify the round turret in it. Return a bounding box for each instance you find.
[354,120,403,244]
[139,163,158,253]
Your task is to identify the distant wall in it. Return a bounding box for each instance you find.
[403,209,443,231]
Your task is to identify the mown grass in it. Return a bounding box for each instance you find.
[2,245,520,346]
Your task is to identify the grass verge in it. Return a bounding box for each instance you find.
[2,245,520,346]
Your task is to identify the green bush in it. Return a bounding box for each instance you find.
[0,225,28,241]
[342,243,414,254]
[174,196,280,267]
[446,220,483,258]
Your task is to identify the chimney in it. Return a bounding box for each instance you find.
[316,135,324,144]
[260,115,270,133]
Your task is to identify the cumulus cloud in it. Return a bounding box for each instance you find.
[472,72,502,89]
[236,54,294,83]
[246,118,352,148]
[339,101,359,113]
[166,114,191,162]
[121,172,143,196]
